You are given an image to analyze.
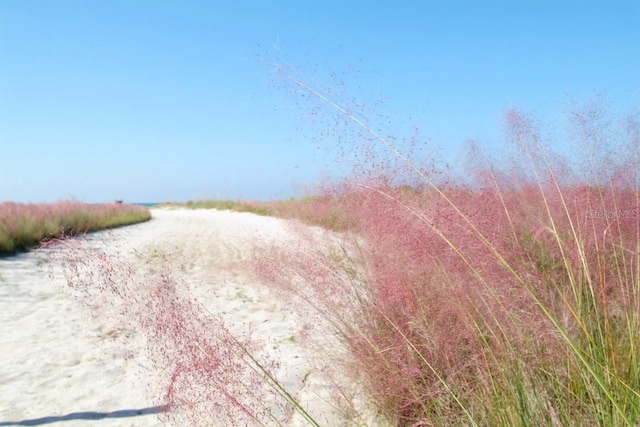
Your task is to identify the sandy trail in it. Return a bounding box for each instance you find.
[0,209,364,426]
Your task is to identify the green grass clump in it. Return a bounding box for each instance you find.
[0,201,151,254]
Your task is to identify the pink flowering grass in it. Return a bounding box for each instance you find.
[0,201,151,254]
[252,70,640,426]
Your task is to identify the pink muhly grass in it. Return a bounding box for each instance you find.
[254,69,640,426]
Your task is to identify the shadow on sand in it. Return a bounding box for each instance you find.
[0,406,165,426]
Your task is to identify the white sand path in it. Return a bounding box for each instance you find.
[0,209,372,426]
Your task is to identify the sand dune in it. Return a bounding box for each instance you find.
[0,209,369,426]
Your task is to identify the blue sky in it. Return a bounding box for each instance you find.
[1,1,638,203]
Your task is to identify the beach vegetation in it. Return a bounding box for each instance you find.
[0,201,151,255]
[251,75,640,426]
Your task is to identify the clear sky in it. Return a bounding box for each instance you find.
[1,1,638,203]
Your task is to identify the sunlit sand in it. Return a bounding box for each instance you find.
[0,209,360,426]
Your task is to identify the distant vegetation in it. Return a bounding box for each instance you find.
[159,199,273,216]
[161,196,354,231]
[0,201,151,254]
